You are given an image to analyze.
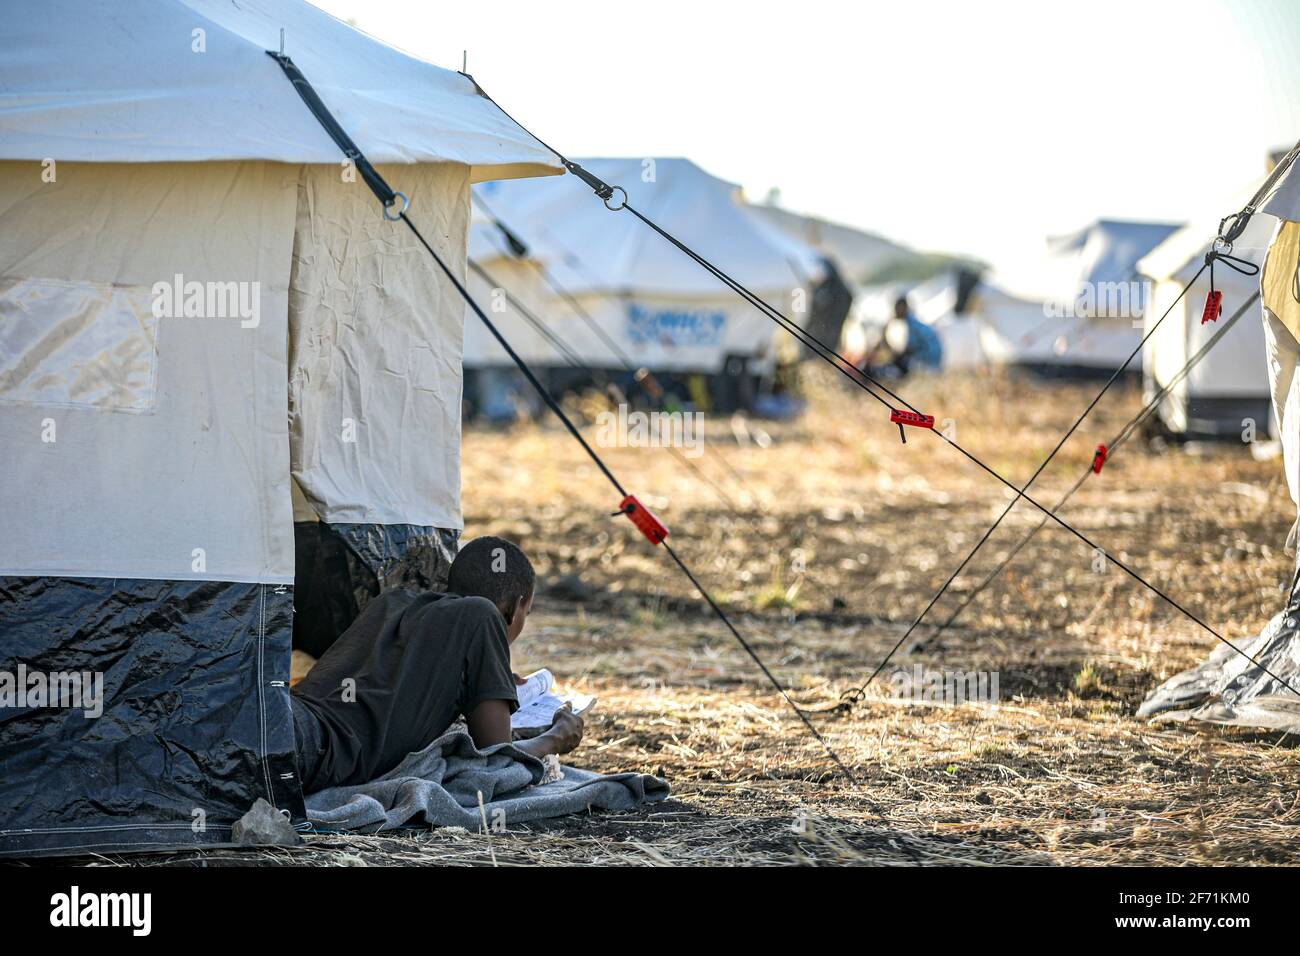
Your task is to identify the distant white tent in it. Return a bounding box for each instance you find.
[0,0,560,855]
[1046,220,1184,317]
[1140,150,1300,734]
[461,212,571,419]
[978,220,1180,374]
[972,282,1143,371]
[473,158,825,378]
[745,203,917,286]
[841,222,1179,376]
[464,213,557,369]
[1138,176,1275,438]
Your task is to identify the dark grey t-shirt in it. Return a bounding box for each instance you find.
[291,589,518,791]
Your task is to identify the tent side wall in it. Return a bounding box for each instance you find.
[0,161,301,854]
[463,255,556,369]
[286,163,471,656]
[1142,270,1269,438]
[555,291,790,375]
[1139,197,1273,440]
[975,287,1141,377]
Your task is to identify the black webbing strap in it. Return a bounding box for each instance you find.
[266,51,401,215]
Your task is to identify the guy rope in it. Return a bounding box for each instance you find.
[461,72,1300,708]
[268,51,858,782]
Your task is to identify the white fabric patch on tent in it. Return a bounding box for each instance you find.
[0,277,160,412]
[288,164,469,529]
[0,160,297,583]
[0,0,561,183]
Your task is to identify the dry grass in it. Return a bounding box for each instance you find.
[59,365,1300,866]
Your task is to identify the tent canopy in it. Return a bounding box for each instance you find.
[475,157,824,296]
[995,219,1180,312]
[1048,220,1182,287]
[745,203,917,287]
[0,0,561,183]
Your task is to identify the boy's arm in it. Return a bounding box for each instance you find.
[466,699,584,758]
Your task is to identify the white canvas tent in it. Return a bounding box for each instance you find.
[1138,176,1275,438]
[971,281,1145,372]
[1139,152,1300,734]
[461,212,562,419]
[464,215,557,370]
[472,158,825,379]
[745,202,918,286]
[977,220,1180,375]
[0,0,559,856]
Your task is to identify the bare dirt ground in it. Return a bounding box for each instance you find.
[74,366,1300,866]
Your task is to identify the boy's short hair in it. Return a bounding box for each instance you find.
[447,536,536,621]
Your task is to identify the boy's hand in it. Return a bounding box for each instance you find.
[546,704,584,754]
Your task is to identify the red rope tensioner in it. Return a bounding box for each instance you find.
[1201,247,1259,324]
[615,494,669,544]
[889,408,935,443]
[1092,444,1108,474]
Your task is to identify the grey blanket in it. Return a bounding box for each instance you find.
[1138,597,1300,734]
[304,726,669,832]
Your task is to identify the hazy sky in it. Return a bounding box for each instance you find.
[311,0,1299,272]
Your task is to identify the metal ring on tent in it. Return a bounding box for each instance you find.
[383,192,410,221]
[1211,235,1234,256]
[604,186,628,212]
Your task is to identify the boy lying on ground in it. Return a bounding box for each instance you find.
[290,536,584,793]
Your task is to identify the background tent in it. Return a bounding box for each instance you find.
[977,220,1180,376]
[746,202,918,286]
[462,212,558,419]
[0,0,559,856]
[745,203,906,352]
[473,159,825,392]
[1046,220,1183,317]
[1139,152,1300,733]
[1138,175,1275,438]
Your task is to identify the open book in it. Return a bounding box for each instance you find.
[511,668,596,732]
